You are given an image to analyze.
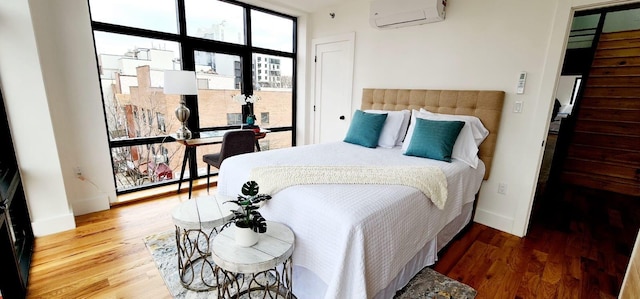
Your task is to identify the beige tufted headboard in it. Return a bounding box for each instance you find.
[361,89,505,180]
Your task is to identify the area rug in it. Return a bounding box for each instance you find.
[144,230,477,299]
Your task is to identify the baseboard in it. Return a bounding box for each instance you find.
[72,194,110,215]
[473,208,515,236]
[31,211,76,237]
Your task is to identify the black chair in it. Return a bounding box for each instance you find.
[203,129,256,192]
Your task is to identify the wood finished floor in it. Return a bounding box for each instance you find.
[25,185,640,298]
[435,186,640,299]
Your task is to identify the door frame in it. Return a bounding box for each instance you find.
[519,0,640,236]
[310,32,355,144]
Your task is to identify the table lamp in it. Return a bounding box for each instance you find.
[164,70,198,140]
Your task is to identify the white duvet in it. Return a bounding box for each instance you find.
[216,142,485,299]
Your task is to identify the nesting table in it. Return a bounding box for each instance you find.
[171,195,233,291]
[211,221,295,298]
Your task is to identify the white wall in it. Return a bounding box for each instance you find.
[0,0,76,236]
[29,0,114,217]
[306,0,640,237]
[0,0,114,236]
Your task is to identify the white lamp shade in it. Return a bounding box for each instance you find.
[164,70,198,95]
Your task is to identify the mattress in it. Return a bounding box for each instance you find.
[216,141,485,298]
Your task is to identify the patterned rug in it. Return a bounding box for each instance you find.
[144,230,477,299]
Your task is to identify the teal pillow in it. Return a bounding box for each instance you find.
[404,118,465,162]
[343,110,388,148]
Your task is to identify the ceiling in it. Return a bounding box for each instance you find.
[263,0,348,13]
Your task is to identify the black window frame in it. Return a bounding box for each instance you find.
[88,0,297,194]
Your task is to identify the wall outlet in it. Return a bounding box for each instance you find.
[498,183,507,195]
[74,167,82,178]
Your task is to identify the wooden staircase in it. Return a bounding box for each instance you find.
[559,29,640,196]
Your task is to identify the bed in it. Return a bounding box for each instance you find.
[216,88,505,299]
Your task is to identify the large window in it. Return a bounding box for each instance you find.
[185,0,245,45]
[89,0,296,193]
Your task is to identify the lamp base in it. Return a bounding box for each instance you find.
[175,101,192,140]
[175,126,192,140]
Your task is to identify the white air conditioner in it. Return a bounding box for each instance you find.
[370,0,446,29]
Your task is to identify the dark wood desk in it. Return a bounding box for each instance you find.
[175,129,268,198]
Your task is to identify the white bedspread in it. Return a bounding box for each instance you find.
[216,142,485,299]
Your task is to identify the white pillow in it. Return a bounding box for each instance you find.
[365,110,406,148]
[403,109,480,168]
[396,109,411,146]
[401,110,426,153]
[419,108,489,146]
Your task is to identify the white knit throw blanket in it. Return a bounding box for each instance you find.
[249,165,448,209]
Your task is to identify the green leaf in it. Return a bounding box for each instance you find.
[250,194,271,204]
[241,181,260,196]
[224,181,271,233]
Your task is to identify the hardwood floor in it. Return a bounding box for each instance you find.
[26,185,640,298]
[25,187,203,298]
[435,185,640,299]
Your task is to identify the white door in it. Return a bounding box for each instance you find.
[312,33,355,144]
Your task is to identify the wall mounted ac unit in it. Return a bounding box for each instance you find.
[370,0,446,29]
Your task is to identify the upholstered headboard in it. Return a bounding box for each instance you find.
[361,89,505,180]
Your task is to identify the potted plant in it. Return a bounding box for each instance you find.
[225,180,271,247]
[231,94,260,126]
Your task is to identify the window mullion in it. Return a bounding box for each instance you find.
[243,7,253,97]
[176,0,200,132]
[176,0,187,38]
[92,22,181,42]
[241,6,253,121]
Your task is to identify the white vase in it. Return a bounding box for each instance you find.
[235,224,259,247]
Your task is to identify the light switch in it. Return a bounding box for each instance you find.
[514,101,523,113]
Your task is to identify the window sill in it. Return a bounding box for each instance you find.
[112,177,218,207]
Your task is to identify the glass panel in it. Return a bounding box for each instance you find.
[567,14,599,49]
[258,130,292,151]
[93,32,183,141]
[89,0,178,33]
[195,51,243,128]
[185,0,245,45]
[252,54,292,128]
[251,10,294,53]
[566,34,596,49]
[111,142,185,191]
[227,113,243,125]
[604,8,640,33]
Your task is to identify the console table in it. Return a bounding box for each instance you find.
[175,128,268,198]
[211,221,295,298]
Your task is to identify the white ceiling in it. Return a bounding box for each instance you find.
[263,0,348,13]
